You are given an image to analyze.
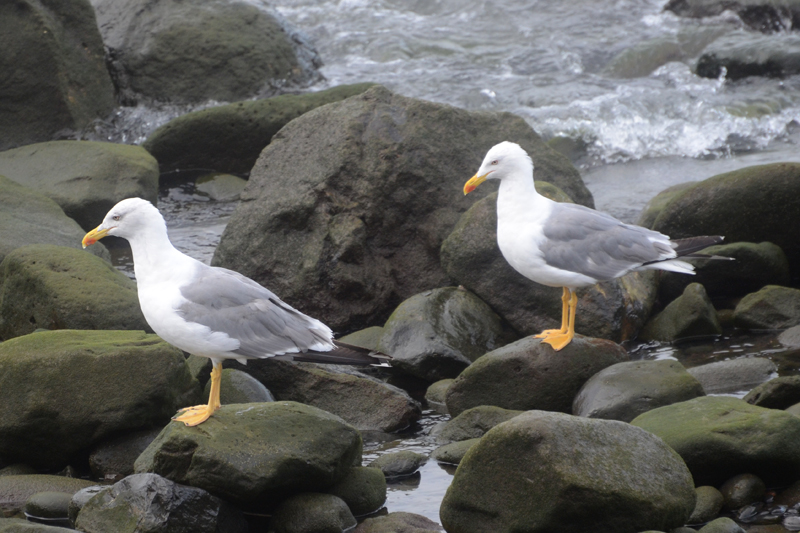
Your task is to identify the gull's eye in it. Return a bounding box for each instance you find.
[112,215,121,221]
[491,159,499,165]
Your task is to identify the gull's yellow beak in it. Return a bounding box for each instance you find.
[463,172,490,195]
[82,226,112,248]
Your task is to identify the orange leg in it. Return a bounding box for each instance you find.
[173,360,222,426]
[535,287,570,340]
[542,289,577,351]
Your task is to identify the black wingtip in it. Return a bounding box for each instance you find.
[290,340,392,366]
[671,235,725,257]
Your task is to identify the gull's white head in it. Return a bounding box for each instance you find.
[82,197,165,248]
[464,141,533,194]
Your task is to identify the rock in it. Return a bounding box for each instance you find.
[744,376,800,409]
[735,285,800,329]
[268,493,356,533]
[144,84,377,174]
[88,428,161,481]
[224,358,420,432]
[355,512,444,532]
[376,287,518,381]
[91,0,321,105]
[75,473,247,533]
[436,406,523,443]
[325,466,386,516]
[440,411,696,533]
[0,330,200,469]
[0,176,109,265]
[68,486,105,524]
[202,368,275,405]
[0,0,114,151]
[689,486,725,525]
[779,325,800,347]
[0,465,36,477]
[213,85,592,332]
[664,0,800,33]
[424,379,453,407]
[339,326,385,350]
[631,396,800,485]
[0,519,74,532]
[194,174,247,202]
[658,242,790,302]
[430,439,480,465]
[24,491,71,520]
[0,475,94,515]
[0,141,158,231]
[775,480,800,507]
[696,517,746,533]
[648,163,800,279]
[788,402,800,417]
[640,283,721,342]
[134,402,362,506]
[720,473,766,511]
[0,245,149,340]
[441,191,658,340]
[367,451,427,479]
[573,360,705,423]
[445,335,629,417]
[637,183,696,229]
[687,357,777,395]
[697,31,800,80]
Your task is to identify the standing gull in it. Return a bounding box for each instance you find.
[463,141,723,351]
[82,198,388,426]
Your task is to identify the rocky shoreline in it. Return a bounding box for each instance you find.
[3,1,800,532]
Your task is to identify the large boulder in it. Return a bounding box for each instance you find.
[441,191,658,340]
[639,283,722,342]
[75,473,247,533]
[0,176,109,265]
[658,241,790,302]
[0,244,149,340]
[440,411,696,533]
[0,475,94,516]
[213,86,592,331]
[696,31,800,80]
[664,0,800,33]
[445,336,629,417]
[0,330,200,469]
[134,402,363,507]
[222,359,420,432]
[91,0,321,105]
[376,287,518,381]
[144,83,377,174]
[734,285,800,329]
[573,360,705,423]
[0,0,115,151]
[647,163,800,278]
[631,396,800,486]
[687,357,777,395]
[0,141,158,231]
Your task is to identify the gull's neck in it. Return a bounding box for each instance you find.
[496,161,551,222]
[126,221,191,286]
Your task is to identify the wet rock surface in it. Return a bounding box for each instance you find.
[354,511,445,532]
[0,176,109,265]
[639,283,722,342]
[376,287,518,381]
[91,0,321,105]
[0,330,199,469]
[75,473,247,533]
[664,0,800,33]
[144,83,377,174]
[23,491,72,520]
[268,493,356,533]
[430,439,480,466]
[0,245,149,340]
[213,85,591,332]
[573,359,705,423]
[696,31,800,80]
[734,285,800,330]
[224,358,420,432]
[632,396,800,485]
[0,475,94,516]
[445,335,629,417]
[720,473,766,511]
[687,357,777,395]
[0,518,75,532]
[0,141,158,231]
[745,376,800,409]
[134,402,363,506]
[440,411,696,533]
[689,485,725,525]
[325,466,386,517]
[436,406,524,443]
[0,0,115,151]
[441,191,658,340]
[367,451,427,479]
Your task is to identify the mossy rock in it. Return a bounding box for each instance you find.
[639,283,721,342]
[734,285,800,329]
[0,475,94,516]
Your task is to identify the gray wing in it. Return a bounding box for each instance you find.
[177,265,333,358]
[540,203,674,281]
